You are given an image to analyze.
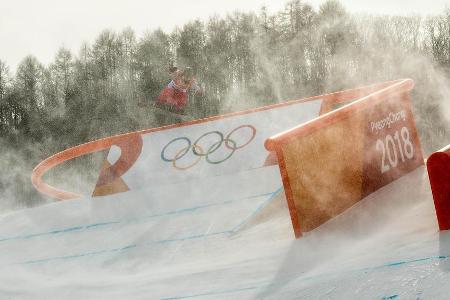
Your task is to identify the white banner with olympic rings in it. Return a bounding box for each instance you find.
[106,99,322,190]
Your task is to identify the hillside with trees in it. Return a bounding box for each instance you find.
[0,0,449,209]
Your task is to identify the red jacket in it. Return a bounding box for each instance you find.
[157,81,188,110]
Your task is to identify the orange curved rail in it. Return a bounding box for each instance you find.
[32,79,411,201]
[31,133,142,200]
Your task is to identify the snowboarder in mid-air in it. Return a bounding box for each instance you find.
[156,66,202,114]
[140,66,203,124]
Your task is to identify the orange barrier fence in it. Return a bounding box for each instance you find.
[265,79,424,238]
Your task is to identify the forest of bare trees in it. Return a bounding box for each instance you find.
[0,0,449,209]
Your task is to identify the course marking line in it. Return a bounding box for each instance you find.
[15,193,279,265]
[381,295,398,300]
[160,285,260,300]
[160,253,450,300]
[0,191,276,243]
[230,187,283,233]
[6,190,281,266]
[18,230,233,266]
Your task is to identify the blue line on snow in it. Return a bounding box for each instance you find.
[3,186,449,298]
[230,187,283,233]
[160,254,450,299]
[0,191,275,243]
[13,189,284,266]
[381,295,398,300]
[85,221,121,229]
[19,231,233,265]
[155,231,231,244]
[161,285,260,300]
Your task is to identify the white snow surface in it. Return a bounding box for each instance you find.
[0,165,446,299]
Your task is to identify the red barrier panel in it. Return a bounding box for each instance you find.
[427,145,450,230]
[265,79,424,238]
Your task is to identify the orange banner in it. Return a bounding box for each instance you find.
[266,79,424,238]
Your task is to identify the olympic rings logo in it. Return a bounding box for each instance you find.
[161,125,257,170]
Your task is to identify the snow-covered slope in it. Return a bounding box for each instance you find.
[0,164,445,299]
